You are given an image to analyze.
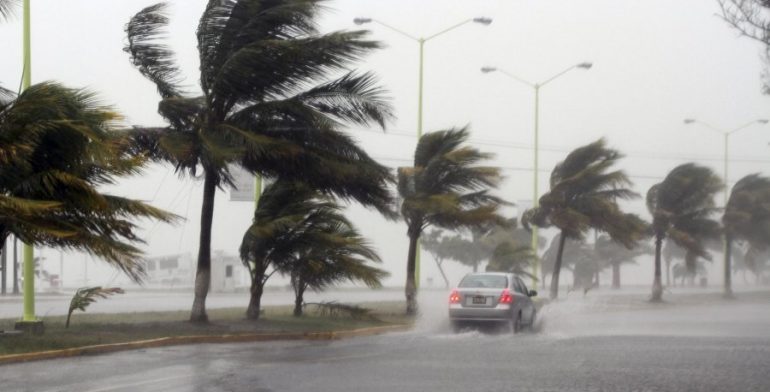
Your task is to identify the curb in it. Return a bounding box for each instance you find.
[0,324,412,365]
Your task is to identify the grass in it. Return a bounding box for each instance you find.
[0,301,412,356]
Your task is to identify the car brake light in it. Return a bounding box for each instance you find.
[499,289,514,304]
[449,289,461,304]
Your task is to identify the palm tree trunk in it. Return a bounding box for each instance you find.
[549,232,567,300]
[405,231,419,316]
[293,279,306,317]
[724,234,734,298]
[665,257,671,287]
[611,263,621,289]
[685,251,697,287]
[246,275,263,320]
[651,235,664,302]
[190,170,217,323]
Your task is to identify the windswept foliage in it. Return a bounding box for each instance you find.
[399,126,506,314]
[647,163,722,301]
[66,286,124,328]
[0,83,177,280]
[0,0,17,21]
[522,139,648,299]
[240,180,386,319]
[125,0,395,322]
[723,173,770,295]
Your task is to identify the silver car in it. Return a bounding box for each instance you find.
[448,272,537,333]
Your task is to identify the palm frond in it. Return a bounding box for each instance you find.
[125,2,184,98]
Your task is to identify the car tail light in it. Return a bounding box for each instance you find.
[499,289,514,304]
[449,289,461,304]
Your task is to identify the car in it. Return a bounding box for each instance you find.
[448,272,537,333]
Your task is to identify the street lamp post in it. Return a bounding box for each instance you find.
[354,16,492,289]
[15,0,43,334]
[481,63,592,289]
[683,118,768,297]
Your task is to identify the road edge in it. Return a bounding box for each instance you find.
[0,324,412,365]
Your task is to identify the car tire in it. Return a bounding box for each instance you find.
[507,313,522,334]
[528,310,537,331]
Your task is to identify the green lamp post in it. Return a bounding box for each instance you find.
[683,117,768,297]
[353,16,492,289]
[481,62,592,289]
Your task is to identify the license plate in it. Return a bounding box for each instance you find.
[472,296,486,304]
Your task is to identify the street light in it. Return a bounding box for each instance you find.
[683,117,768,297]
[481,62,592,288]
[354,16,492,288]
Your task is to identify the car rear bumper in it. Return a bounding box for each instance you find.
[448,304,512,321]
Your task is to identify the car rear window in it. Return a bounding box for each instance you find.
[458,275,508,289]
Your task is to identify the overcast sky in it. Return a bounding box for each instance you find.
[1,0,768,288]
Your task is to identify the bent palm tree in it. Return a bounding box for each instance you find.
[126,1,395,322]
[240,180,386,318]
[522,139,647,300]
[647,163,722,301]
[399,126,506,315]
[286,216,387,317]
[0,83,177,279]
[723,174,770,296]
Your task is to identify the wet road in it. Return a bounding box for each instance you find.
[2,295,770,392]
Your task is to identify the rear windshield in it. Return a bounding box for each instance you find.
[458,275,508,289]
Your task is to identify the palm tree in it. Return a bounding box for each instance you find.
[522,139,647,300]
[285,216,387,317]
[0,82,178,278]
[723,174,770,297]
[240,180,328,319]
[647,163,722,301]
[398,126,506,315]
[125,1,395,322]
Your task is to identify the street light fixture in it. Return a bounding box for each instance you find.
[481,62,592,288]
[683,117,768,297]
[354,16,491,290]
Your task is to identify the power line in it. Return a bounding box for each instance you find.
[352,128,770,164]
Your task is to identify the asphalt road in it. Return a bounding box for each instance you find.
[2,294,770,392]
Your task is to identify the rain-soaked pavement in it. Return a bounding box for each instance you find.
[2,290,770,392]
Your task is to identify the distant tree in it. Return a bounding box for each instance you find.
[722,174,770,296]
[398,127,506,315]
[742,245,770,282]
[125,1,395,322]
[718,0,770,93]
[421,230,453,288]
[647,163,722,301]
[594,234,653,289]
[523,139,647,300]
[485,241,536,278]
